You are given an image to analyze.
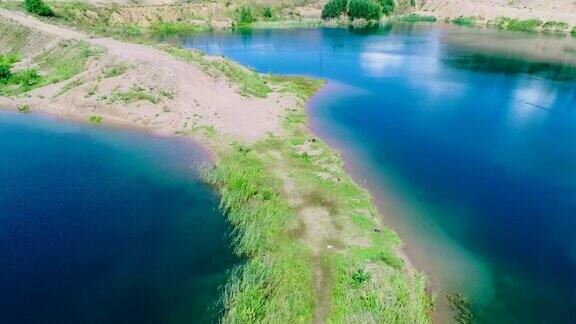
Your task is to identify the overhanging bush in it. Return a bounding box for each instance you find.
[347,0,382,21]
[321,0,347,20]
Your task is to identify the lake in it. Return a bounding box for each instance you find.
[181,24,576,323]
[0,112,237,323]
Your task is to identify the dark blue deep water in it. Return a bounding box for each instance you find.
[181,25,576,323]
[0,112,236,323]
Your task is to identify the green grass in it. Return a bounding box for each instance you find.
[151,22,211,36]
[490,16,512,29]
[203,145,316,322]
[107,85,161,105]
[394,14,437,22]
[164,46,271,98]
[37,40,101,84]
[0,39,100,96]
[247,19,325,29]
[102,64,131,78]
[541,21,569,32]
[451,16,476,27]
[507,18,543,32]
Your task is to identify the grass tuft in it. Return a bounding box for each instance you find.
[89,114,102,123]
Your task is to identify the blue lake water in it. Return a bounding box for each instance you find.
[181,25,576,323]
[0,112,236,323]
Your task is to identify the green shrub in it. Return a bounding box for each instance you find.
[378,0,394,16]
[0,65,11,80]
[236,5,256,26]
[351,268,371,286]
[24,0,54,16]
[321,0,347,20]
[89,115,103,123]
[451,16,476,27]
[263,6,273,19]
[17,104,30,113]
[347,0,382,21]
[572,26,576,36]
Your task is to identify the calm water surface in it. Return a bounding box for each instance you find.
[0,112,236,323]
[182,24,576,323]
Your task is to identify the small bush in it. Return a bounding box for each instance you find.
[572,26,576,36]
[24,0,54,16]
[378,0,394,16]
[17,104,30,113]
[321,0,347,20]
[263,6,273,19]
[351,268,371,286]
[0,65,11,80]
[236,5,256,26]
[451,16,476,27]
[348,0,382,21]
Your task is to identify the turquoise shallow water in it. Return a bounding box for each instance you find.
[0,112,237,323]
[182,25,576,322]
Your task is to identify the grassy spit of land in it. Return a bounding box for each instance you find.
[0,3,434,323]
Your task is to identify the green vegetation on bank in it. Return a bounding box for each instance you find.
[0,19,100,96]
[457,15,575,34]
[151,22,211,36]
[394,13,437,22]
[200,72,432,321]
[451,16,476,27]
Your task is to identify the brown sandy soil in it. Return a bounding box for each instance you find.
[0,8,297,142]
[417,0,576,25]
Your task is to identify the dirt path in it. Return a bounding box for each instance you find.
[0,9,295,142]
